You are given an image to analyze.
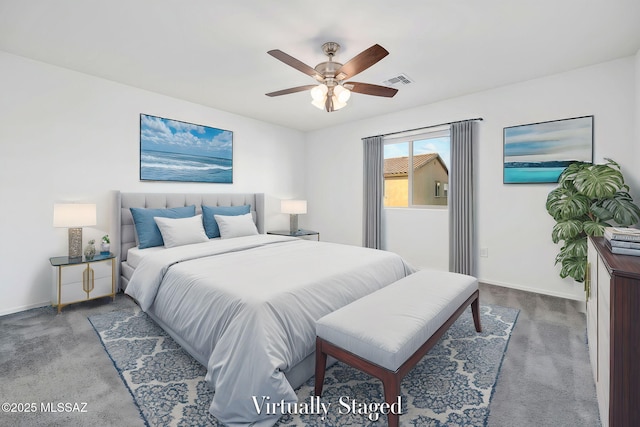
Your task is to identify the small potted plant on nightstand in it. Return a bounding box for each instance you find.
[100,235,111,254]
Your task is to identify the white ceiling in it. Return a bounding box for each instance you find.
[1,0,639,132]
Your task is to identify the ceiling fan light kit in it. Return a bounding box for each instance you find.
[310,83,350,111]
[266,42,398,113]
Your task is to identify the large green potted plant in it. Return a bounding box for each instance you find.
[546,159,640,282]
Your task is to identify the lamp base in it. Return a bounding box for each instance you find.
[68,227,83,260]
[289,214,299,234]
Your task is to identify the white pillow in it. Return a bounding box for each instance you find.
[214,213,259,239]
[154,214,209,248]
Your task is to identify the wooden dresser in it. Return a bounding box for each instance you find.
[586,236,640,427]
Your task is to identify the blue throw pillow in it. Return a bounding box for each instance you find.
[202,205,251,238]
[130,205,196,249]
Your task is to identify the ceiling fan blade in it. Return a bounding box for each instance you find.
[267,50,323,81]
[346,82,398,98]
[265,85,317,97]
[335,44,389,80]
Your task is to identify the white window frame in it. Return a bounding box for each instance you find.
[383,127,450,209]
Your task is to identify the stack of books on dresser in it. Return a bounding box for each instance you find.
[604,227,640,256]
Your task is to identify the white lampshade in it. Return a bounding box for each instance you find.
[53,203,97,227]
[333,85,351,103]
[310,84,328,101]
[331,95,347,110]
[311,98,326,110]
[281,200,307,215]
[311,84,328,110]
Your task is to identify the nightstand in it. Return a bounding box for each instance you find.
[267,229,320,241]
[49,253,116,313]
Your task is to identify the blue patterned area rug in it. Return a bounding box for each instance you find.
[89,304,518,427]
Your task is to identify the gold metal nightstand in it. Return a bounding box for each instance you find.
[49,253,116,313]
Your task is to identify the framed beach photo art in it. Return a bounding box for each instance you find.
[503,116,593,184]
[140,114,233,183]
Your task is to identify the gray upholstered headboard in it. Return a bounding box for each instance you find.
[113,191,265,290]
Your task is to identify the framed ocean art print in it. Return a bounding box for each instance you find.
[503,116,593,184]
[139,114,233,183]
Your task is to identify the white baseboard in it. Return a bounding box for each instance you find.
[413,267,585,302]
[0,301,50,317]
[479,278,585,302]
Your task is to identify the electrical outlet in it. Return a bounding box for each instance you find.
[480,248,488,257]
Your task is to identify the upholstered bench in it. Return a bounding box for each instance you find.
[314,269,481,427]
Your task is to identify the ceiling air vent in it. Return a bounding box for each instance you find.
[382,73,414,87]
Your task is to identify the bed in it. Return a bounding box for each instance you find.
[114,191,415,426]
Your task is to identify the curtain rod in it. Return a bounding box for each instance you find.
[367,117,484,139]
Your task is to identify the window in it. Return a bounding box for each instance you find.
[383,128,450,208]
[435,180,442,198]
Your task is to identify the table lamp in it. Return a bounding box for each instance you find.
[281,200,307,234]
[53,203,97,260]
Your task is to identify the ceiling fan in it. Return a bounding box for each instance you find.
[266,42,398,112]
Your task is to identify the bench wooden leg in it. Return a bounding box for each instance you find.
[471,294,482,332]
[381,372,401,427]
[314,337,328,396]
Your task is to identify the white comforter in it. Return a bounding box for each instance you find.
[125,234,414,426]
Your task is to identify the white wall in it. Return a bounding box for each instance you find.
[0,51,306,315]
[383,208,449,270]
[2,51,638,315]
[305,56,638,300]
